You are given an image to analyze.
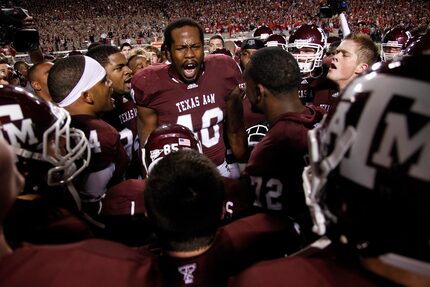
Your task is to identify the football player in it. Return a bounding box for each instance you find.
[0,85,92,244]
[287,24,338,111]
[132,18,248,178]
[327,32,378,93]
[242,47,325,244]
[142,149,301,286]
[86,45,143,179]
[0,132,157,286]
[141,123,254,220]
[48,55,129,219]
[380,27,411,62]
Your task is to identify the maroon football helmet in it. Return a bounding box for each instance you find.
[381,27,411,61]
[287,24,327,74]
[264,34,287,50]
[402,32,430,56]
[303,55,430,262]
[253,25,273,40]
[143,123,203,174]
[0,84,90,190]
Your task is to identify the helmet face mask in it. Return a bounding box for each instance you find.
[143,124,203,175]
[0,85,90,189]
[246,124,268,147]
[381,27,411,61]
[302,56,430,260]
[287,25,327,75]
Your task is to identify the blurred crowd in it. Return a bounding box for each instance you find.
[5,0,429,52]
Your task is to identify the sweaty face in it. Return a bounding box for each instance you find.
[89,76,114,113]
[327,40,361,90]
[105,52,132,94]
[169,26,204,84]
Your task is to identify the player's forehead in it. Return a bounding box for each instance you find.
[210,38,222,44]
[171,26,202,46]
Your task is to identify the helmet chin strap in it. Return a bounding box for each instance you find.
[66,182,105,229]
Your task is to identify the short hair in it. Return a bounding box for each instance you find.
[127,54,149,69]
[86,44,120,68]
[247,47,301,96]
[209,34,225,46]
[145,45,160,55]
[48,55,85,103]
[163,18,204,50]
[144,149,224,251]
[13,61,28,71]
[87,42,101,51]
[120,42,132,51]
[128,47,146,58]
[344,32,379,66]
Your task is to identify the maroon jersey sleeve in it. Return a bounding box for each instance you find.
[0,239,160,287]
[71,115,129,187]
[131,56,242,166]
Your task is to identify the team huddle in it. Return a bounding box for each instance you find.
[0,14,429,287]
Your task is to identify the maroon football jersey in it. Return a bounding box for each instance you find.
[132,54,243,166]
[299,75,338,111]
[101,179,146,216]
[142,213,301,287]
[100,177,253,219]
[244,106,324,234]
[101,93,143,179]
[0,239,160,287]
[222,176,255,220]
[71,115,129,198]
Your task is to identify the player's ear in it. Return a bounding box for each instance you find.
[30,80,41,91]
[166,49,172,62]
[82,91,94,104]
[354,62,368,75]
[257,83,267,101]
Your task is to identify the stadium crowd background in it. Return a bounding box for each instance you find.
[4,0,430,54]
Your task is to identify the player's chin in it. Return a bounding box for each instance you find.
[181,74,198,84]
[327,69,337,81]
